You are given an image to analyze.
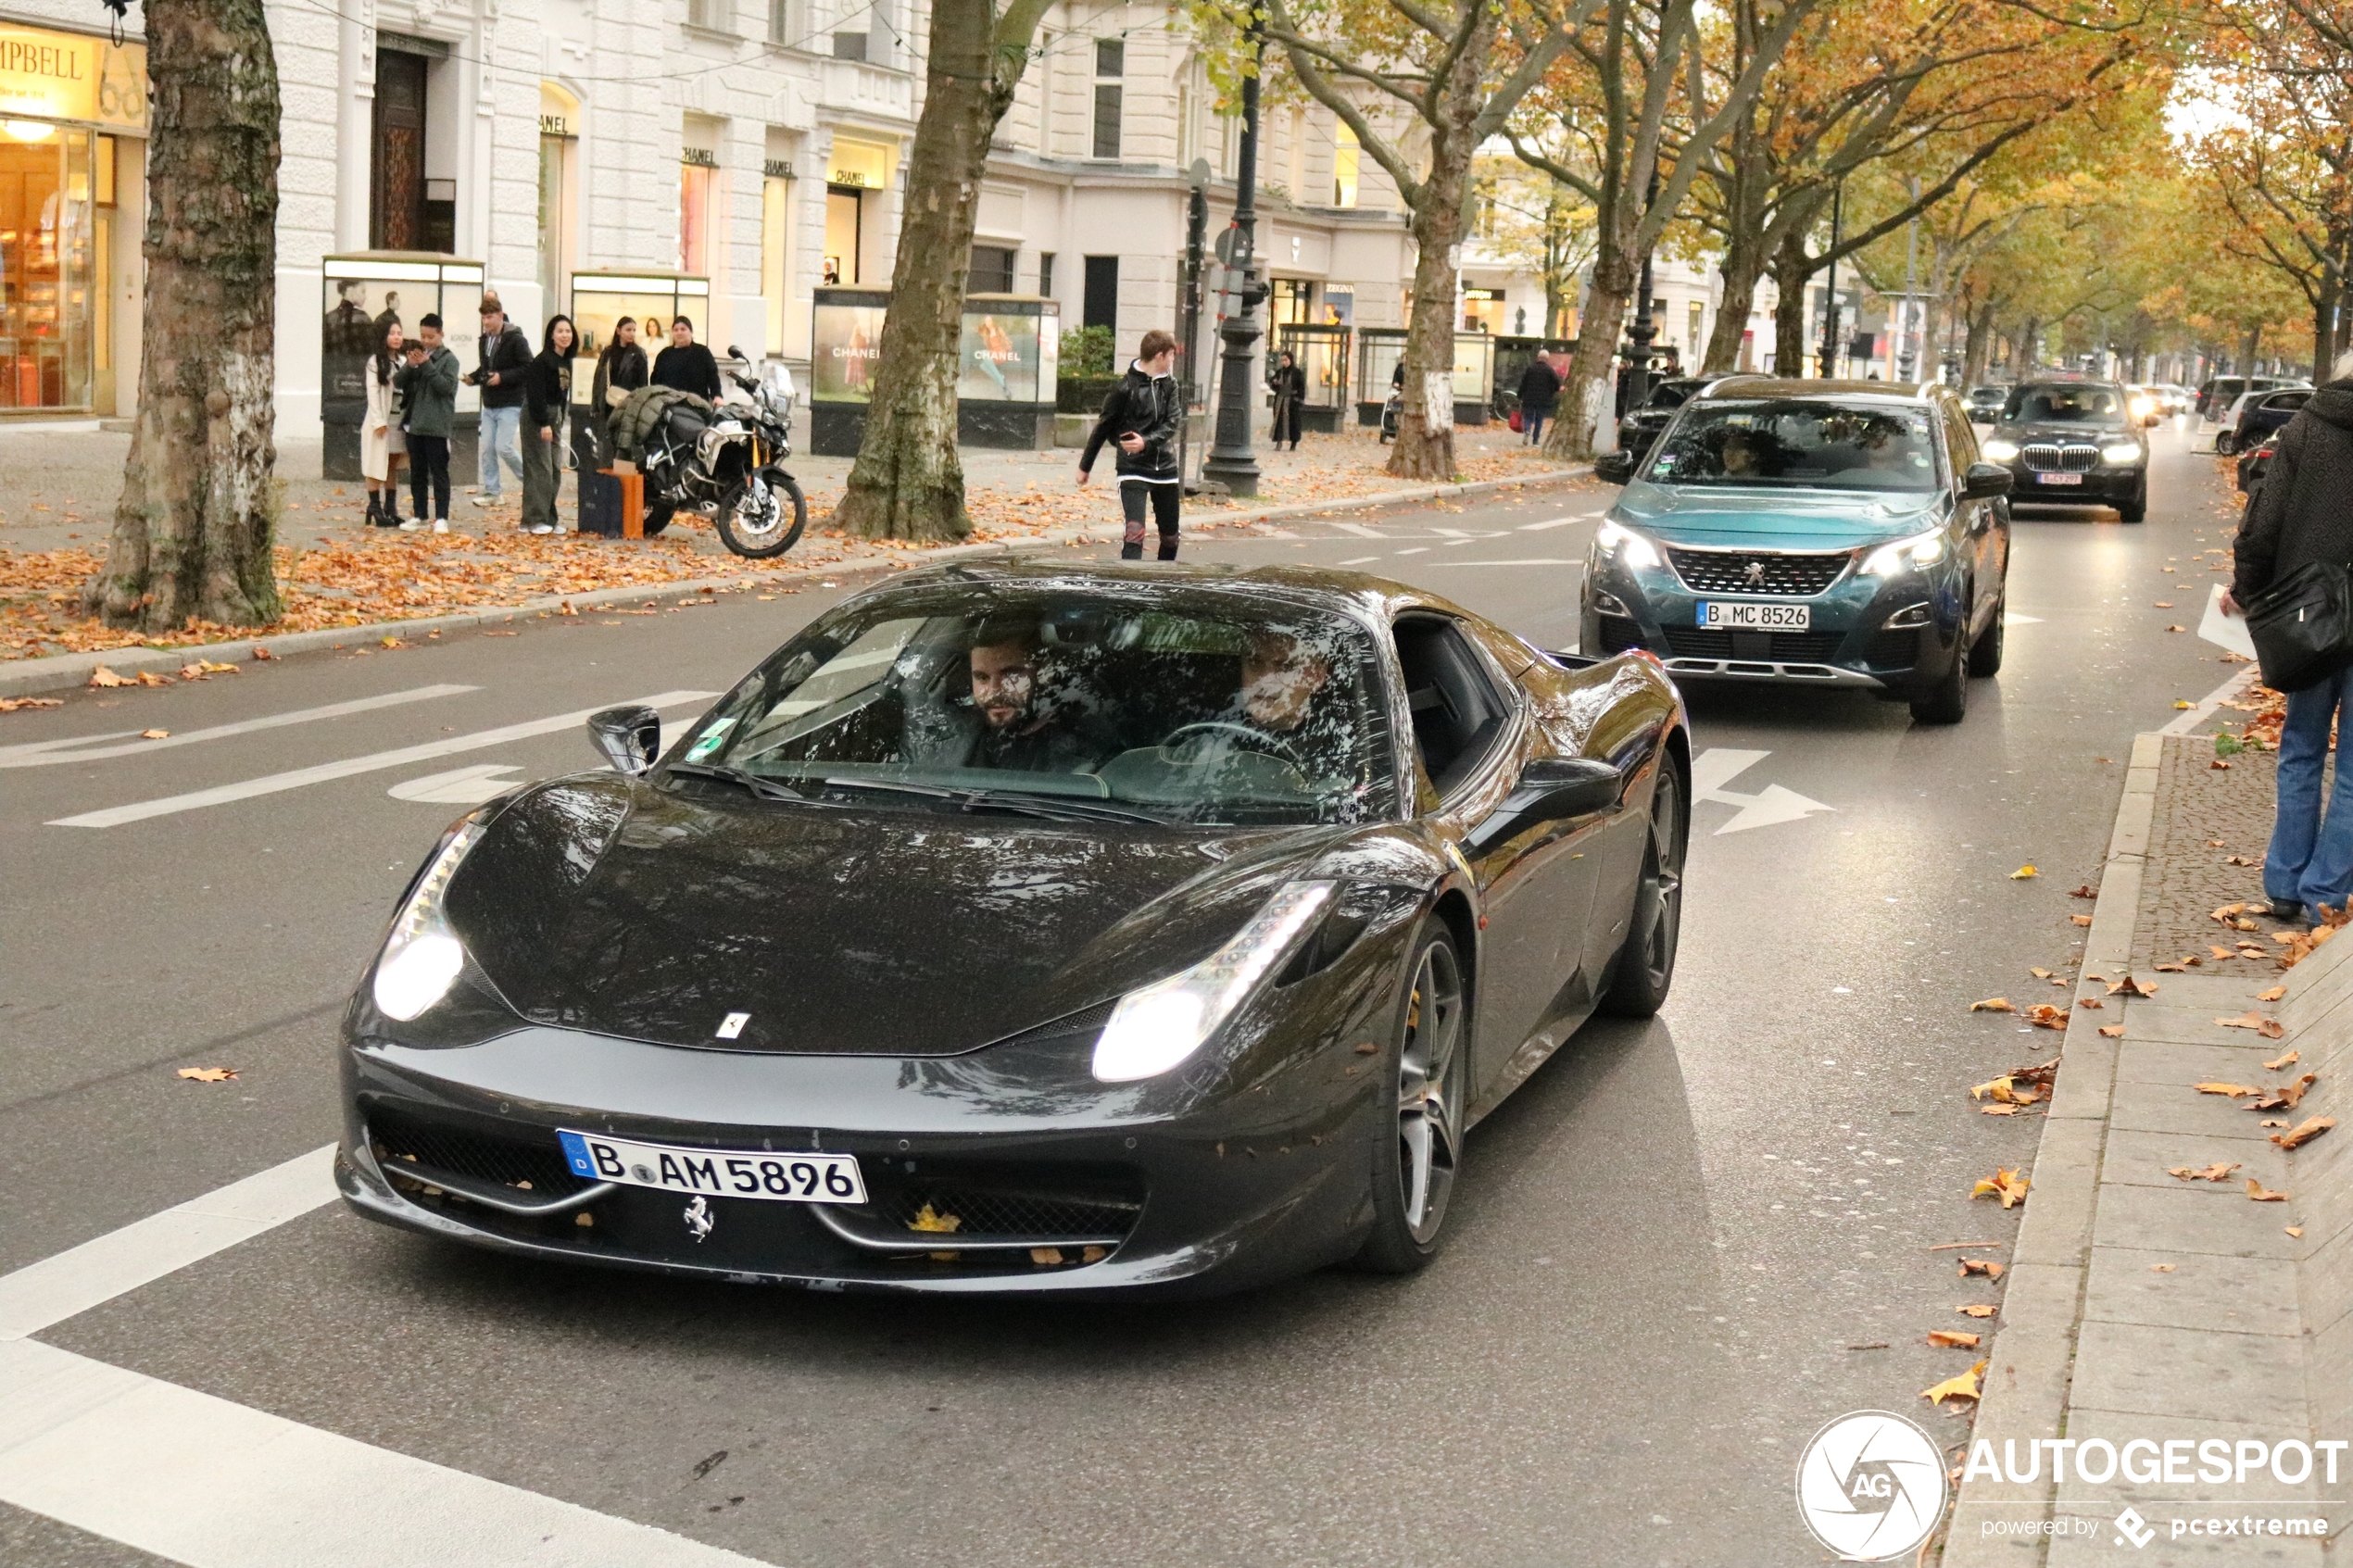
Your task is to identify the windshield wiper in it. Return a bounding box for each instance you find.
[818,776,1168,825]
[664,761,840,806]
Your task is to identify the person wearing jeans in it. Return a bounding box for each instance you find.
[1076,330,1184,560]
[2228,346,2353,919]
[394,313,459,532]
[467,293,533,506]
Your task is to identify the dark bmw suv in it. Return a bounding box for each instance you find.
[1980,379,2148,521]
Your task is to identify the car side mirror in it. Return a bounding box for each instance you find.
[1465,757,1621,853]
[1961,462,2014,500]
[1594,450,1636,485]
[588,705,661,775]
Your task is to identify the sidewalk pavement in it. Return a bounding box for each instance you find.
[1946,673,2353,1565]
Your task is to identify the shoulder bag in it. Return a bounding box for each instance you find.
[2244,558,2353,693]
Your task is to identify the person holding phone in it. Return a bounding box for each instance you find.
[395,314,459,533]
[1077,329,1183,560]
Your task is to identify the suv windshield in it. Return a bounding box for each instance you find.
[2003,383,2128,427]
[669,585,1396,826]
[1643,400,1942,492]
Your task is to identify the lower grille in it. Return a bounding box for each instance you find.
[1667,548,1847,596]
[2020,443,2098,472]
[883,1181,1139,1244]
[1664,627,1846,663]
[1865,628,1919,667]
[369,1105,593,1198]
[1597,614,1646,654]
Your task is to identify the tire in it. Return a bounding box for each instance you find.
[2117,478,2146,523]
[713,470,808,559]
[1910,610,1971,724]
[1351,922,1468,1274]
[1969,588,2007,677]
[1600,749,1687,1018]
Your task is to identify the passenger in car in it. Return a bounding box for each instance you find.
[963,621,1114,773]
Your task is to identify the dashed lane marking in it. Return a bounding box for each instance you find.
[1424,558,1578,567]
[1517,518,1578,531]
[0,686,479,771]
[1395,547,1430,557]
[47,690,718,829]
[1339,556,1384,566]
[1329,521,1385,536]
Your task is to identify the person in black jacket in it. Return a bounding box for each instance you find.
[652,316,723,401]
[2227,351,2353,920]
[1267,350,1306,450]
[521,315,574,535]
[466,293,533,508]
[1077,329,1184,560]
[1516,351,1561,445]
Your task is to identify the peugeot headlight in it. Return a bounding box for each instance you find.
[1595,519,1662,571]
[371,822,484,1021]
[1981,438,2020,462]
[2101,442,2143,465]
[1862,528,1947,577]
[1091,882,1337,1083]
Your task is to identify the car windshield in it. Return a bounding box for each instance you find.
[2003,383,2128,427]
[1642,400,1942,492]
[669,585,1397,826]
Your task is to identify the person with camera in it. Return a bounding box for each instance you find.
[465,293,533,510]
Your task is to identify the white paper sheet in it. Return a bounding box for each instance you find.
[2199,582,2257,659]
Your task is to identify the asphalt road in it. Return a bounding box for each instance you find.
[0,420,2246,1567]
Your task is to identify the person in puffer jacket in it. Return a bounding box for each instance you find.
[1078,329,1184,560]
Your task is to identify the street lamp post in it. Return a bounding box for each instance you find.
[1202,12,1268,498]
[1621,170,1660,418]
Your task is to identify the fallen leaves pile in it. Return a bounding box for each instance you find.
[1971,1167,2031,1208]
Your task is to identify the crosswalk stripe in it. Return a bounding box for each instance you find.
[0,685,478,770]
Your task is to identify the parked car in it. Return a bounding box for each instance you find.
[2215,385,2312,455]
[1615,376,1717,460]
[2198,375,2301,420]
[1980,379,2148,521]
[2237,435,2278,494]
[1965,385,2007,422]
[338,559,1692,1295]
[1588,378,2010,724]
[2153,383,2196,416]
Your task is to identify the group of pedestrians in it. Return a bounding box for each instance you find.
[359,292,724,537]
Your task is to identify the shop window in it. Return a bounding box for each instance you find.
[969,245,1016,295]
[1333,123,1359,208]
[1461,287,1504,333]
[1083,255,1117,331]
[1271,278,1314,327]
[825,185,863,285]
[0,123,95,408]
[537,85,578,313]
[762,170,792,354]
[680,157,714,275]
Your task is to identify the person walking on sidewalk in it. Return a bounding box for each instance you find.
[2229,347,2353,921]
[652,316,722,402]
[395,314,459,533]
[467,293,532,508]
[1267,350,1306,451]
[1077,330,1184,561]
[361,315,409,527]
[1516,350,1561,445]
[522,315,574,535]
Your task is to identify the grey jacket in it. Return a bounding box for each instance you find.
[393,345,460,438]
[2235,383,2353,602]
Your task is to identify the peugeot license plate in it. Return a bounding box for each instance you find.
[558,1130,868,1203]
[2033,471,2083,485]
[1698,601,1809,631]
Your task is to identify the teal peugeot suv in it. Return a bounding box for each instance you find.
[1585,380,2014,724]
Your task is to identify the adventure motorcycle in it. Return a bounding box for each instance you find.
[640,349,808,559]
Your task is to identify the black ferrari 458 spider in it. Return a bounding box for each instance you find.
[337,559,1689,1296]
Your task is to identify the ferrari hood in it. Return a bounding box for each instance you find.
[440,776,1326,1056]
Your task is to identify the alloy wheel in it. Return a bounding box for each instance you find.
[1631,767,1684,992]
[1396,940,1465,1244]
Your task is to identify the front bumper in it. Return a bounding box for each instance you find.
[337,1005,1388,1298]
[2004,464,2141,504]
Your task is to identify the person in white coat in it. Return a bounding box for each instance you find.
[362,316,409,527]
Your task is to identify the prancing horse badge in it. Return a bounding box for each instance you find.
[684,1195,715,1242]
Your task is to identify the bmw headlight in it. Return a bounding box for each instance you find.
[371,822,484,1022]
[1981,438,2020,462]
[1595,519,1663,571]
[1862,528,1948,577]
[2101,442,2143,465]
[1091,882,1337,1083]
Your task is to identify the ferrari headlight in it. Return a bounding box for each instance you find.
[1863,528,1947,577]
[2101,442,2143,465]
[1090,882,1338,1083]
[372,823,484,1021]
[1981,438,2020,462]
[1595,519,1662,571]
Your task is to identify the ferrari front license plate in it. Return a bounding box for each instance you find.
[1698,601,1809,631]
[2033,471,2083,485]
[558,1130,868,1204]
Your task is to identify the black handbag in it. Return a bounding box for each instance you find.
[2244,559,2353,693]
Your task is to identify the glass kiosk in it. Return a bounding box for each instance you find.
[1353,327,1405,428]
[957,295,1058,448]
[569,272,710,530]
[1273,323,1350,433]
[809,286,889,457]
[1450,332,1495,426]
[318,253,484,480]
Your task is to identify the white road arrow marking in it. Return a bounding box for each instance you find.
[2004,611,2043,624]
[387,763,527,804]
[1691,747,1835,834]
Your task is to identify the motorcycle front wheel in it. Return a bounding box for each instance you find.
[712,469,808,559]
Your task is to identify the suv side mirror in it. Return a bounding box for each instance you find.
[588,705,661,774]
[1961,462,2014,500]
[1594,450,1636,485]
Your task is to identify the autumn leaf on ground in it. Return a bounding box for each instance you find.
[2030,967,2055,979]
[0,696,64,712]
[2271,1117,2334,1151]
[2250,1074,2318,1111]
[2109,975,2158,997]
[1970,997,2017,1013]
[2217,1010,2286,1039]
[1972,1168,2030,1208]
[1970,1075,2043,1105]
[2072,914,2094,927]
[1958,1258,2006,1279]
[2170,625,2188,633]
[2011,1059,2059,1087]
[1922,1360,1987,1407]
[2025,1004,2069,1030]
[87,665,127,687]
[2196,1082,2262,1097]
[2212,759,2233,770]
[2069,884,2097,899]
[139,728,168,740]
[2260,989,2288,1006]
[2010,865,2038,879]
[2155,601,2175,608]
[250,645,275,659]
[175,1066,237,1083]
[2246,1178,2291,1201]
[2168,1162,2239,1182]
[1928,1330,1982,1348]
[1981,1104,2020,1115]
[2213,902,2249,922]
[2156,961,2188,972]
[2100,1023,2125,1036]
[2210,945,2238,960]
[2175,699,2196,709]
[1959,1304,1998,1319]
[2151,1262,2176,1273]
[2288,1226,2305,1237]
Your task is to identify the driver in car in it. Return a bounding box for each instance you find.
[1170,628,1350,786]
[963,621,1110,773]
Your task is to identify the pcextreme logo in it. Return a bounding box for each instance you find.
[1795,1411,1949,1562]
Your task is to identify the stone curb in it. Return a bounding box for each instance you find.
[0,467,1592,700]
